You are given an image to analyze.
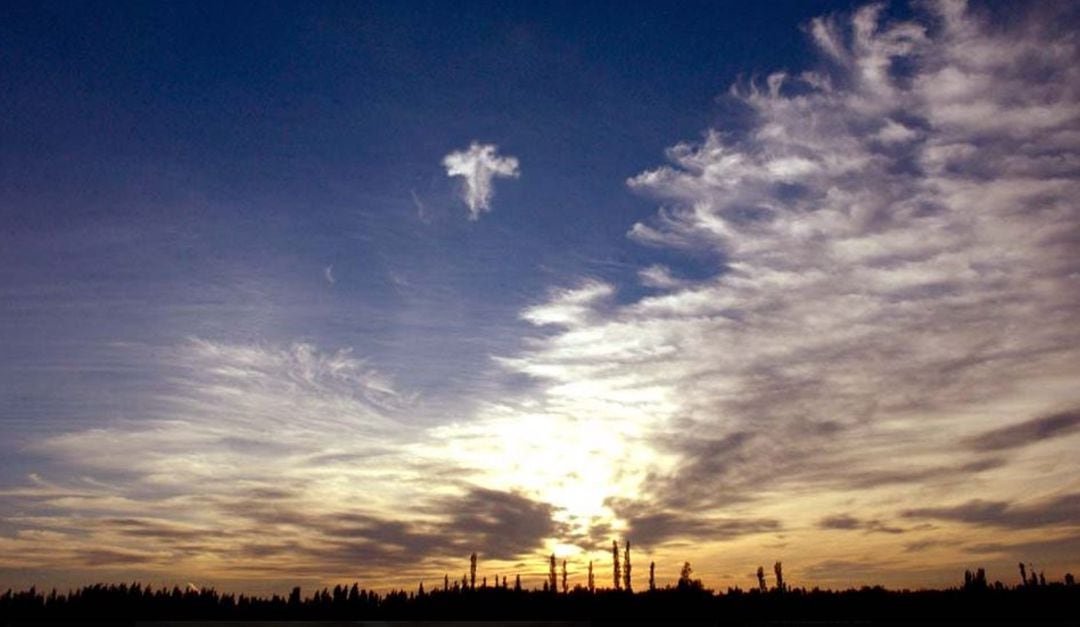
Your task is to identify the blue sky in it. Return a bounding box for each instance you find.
[1,0,863,439]
[1,0,1078,593]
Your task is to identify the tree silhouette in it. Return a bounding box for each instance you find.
[1065,573,1075,586]
[649,561,656,592]
[678,562,697,590]
[443,574,449,592]
[1019,562,1027,587]
[757,566,767,592]
[549,554,557,593]
[623,540,632,592]
[774,561,785,592]
[561,559,568,594]
[470,553,477,590]
[514,574,521,592]
[964,569,987,591]
[588,560,595,593]
[612,541,621,591]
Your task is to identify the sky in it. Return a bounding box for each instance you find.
[1,0,1078,594]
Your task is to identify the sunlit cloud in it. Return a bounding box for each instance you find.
[465,0,1080,585]
[443,142,520,220]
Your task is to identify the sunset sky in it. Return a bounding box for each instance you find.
[1,0,1078,594]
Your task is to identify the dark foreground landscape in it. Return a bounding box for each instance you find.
[3,575,1078,625]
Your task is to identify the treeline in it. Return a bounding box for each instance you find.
[3,563,1077,624]
[3,577,1077,623]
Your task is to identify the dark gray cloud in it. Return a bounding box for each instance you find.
[818,514,904,534]
[902,493,1080,529]
[966,533,1080,562]
[818,514,862,530]
[437,488,562,560]
[608,497,780,546]
[627,512,780,546]
[903,539,946,553]
[223,486,562,568]
[77,548,156,567]
[967,409,1080,452]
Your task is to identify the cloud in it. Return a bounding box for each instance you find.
[323,265,335,285]
[490,0,1080,554]
[966,533,1080,562]
[967,409,1080,452]
[622,511,780,546]
[519,280,614,327]
[0,338,580,586]
[638,264,690,289]
[902,493,1080,529]
[819,514,904,534]
[442,142,520,219]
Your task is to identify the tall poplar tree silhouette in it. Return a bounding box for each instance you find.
[774,561,784,592]
[549,554,557,593]
[757,566,767,592]
[612,541,621,590]
[588,560,595,593]
[561,559,568,593]
[470,553,477,590]
[623,541,632,592]
[649,561,656,592]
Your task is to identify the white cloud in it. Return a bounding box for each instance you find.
[323,265,335,285]
[480,0,1080,580]
[638,264,689,289]
[519,280,614,327]
[442,142,520,219]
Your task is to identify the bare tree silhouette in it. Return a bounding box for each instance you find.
[470,553,477,590]
[613,540,621,591]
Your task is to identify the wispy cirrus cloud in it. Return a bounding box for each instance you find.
[0,339,563,587]
[443,142,520,220]
[966,409,1080,452]
[476,0,1080,577]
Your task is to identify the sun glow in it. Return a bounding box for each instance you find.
[426,406,667,542]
